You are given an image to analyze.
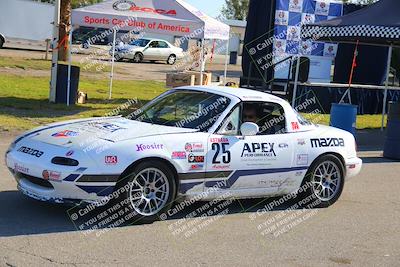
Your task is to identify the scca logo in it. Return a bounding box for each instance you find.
[112,0,177,15]
[310,138,345,148]
[113,0,135,11]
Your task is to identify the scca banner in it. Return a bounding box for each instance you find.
[273,0,343,59]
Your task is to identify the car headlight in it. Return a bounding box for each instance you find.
[7,142,16,153]
[6,135,24,154]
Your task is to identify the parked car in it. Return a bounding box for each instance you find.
[6,86,362,223]
[72,27,111,48]
[0,33,5,48]
[111,38,184,65]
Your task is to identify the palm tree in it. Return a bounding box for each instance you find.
[58,0,71,61]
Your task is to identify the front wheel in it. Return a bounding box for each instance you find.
[132,52,143,63]
[117,160,177,223]
[300,154,345,208]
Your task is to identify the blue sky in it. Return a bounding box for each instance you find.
[185,0,225,18]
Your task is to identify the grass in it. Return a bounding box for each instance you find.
[0,56,386,132]
[0,56,111,73]
[303,113,386,130]
[0,74,166,131]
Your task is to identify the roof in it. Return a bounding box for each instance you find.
[72,0,230,40]
[224,19,247,28]
[301,0,400,46]
[175,85,286,103]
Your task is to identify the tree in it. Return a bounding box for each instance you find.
[58,0,71,61]
[37,0,102,60]
[221,0,249,21]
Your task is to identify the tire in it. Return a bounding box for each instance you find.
[114,55,123,62]
[299,154,345,208]
[115,160,177,223]
[0,37,4,49]
[132,52,143,63]
[167,54,176,65]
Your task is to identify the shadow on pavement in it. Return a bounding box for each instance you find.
[0,190,312,237]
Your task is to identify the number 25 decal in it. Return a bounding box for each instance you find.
[211,143,231,164]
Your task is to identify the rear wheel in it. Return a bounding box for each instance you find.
[117,160,176,223]
[132,52,143,63]
[0,37,4,49]
[167,54,176,65]
[300,154,345,208]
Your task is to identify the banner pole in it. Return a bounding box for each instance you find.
[109,29,117,100]
[381,45,393,131]
[67,26,73,106]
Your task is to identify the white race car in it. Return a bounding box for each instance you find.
[6,86,362,221]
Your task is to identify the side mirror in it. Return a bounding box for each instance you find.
[240,122,259,136]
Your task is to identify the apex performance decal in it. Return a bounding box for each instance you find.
[241,143,276,157]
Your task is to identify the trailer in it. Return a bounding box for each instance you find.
[0,0,54,48]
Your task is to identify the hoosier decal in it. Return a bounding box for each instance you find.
[310,138,345,148]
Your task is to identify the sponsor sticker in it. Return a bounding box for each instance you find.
[310,138,345,148]
[171,151,186,159]
[88,122,126,133]
[42,170,61,181]
[66,150,74,157]
[105,156,118,165]
[17,146,44,158]
[52,130,79,138]
[136,143,164,151]
[278,143,289,148]
[190,164,204,170]
[188,154,205,163]
[185,142,204,152]
[14,163,29,174]
[296,154,308,165]
[49,171,61,181]
[209,137,229,143]
[297,139,306,145]
[291,122,300,131]
[241,143,276,158]
[211,164,230,170]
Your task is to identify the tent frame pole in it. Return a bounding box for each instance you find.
[200,38,205,85]
[381,45,393,131]
[49,0,60,103]
[291,56,301,107]
[223,34,230,85]
[67,26,73,106]
[109,29,117,100]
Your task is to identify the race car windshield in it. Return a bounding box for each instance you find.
[129,39,150,47]
[131,90,231,132]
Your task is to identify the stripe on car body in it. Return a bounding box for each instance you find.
[179,166,309,193]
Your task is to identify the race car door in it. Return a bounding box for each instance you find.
[205,101,295,197]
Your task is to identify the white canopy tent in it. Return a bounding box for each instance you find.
[69,0,230,101]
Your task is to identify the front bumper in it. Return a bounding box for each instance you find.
[346,157,362,178]
[6,149,115,204]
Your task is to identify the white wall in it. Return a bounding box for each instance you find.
[0,0,54,41]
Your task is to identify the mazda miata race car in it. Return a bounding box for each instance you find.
[6,86,362,221]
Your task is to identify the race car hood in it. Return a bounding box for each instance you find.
[27,117,197,148]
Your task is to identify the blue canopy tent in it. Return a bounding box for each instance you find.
[301,0,400,129]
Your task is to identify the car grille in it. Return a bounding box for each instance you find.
[16,172,54,189]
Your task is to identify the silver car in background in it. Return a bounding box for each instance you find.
[111,38,184,65]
